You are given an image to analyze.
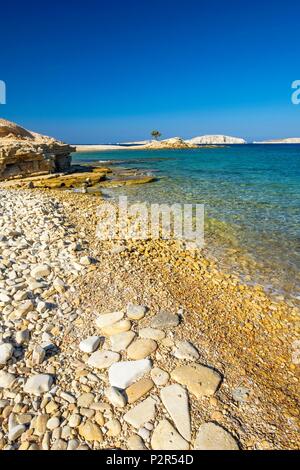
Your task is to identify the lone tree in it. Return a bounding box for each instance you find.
[151,130,162,141]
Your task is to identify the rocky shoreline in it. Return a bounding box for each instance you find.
[0,189,299,450]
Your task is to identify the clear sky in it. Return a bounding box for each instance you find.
[1,0,300,143]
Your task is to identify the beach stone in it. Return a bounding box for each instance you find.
[51,439,67,450]
[127,435,147,450]
[15,300,34,317]
[0,293,11,303]
[8,424,26,442]
[15,329,30,345]
[95,311,124,328]
[109,359,152,389]
[87,350,120,369]
[194,423,239,450]
[110,331,136,352]
[94,412,105,426]
[151,368,170,386]
[150,312,180,329]
[173,340,199,361]
[67,439,80,450]
[138,427,151,441]
[78,420,103,442]
[106,419,121,437]
[124,397,156,429]
[0,343,14,364]
[23,374,53,396]
[126,378,154,403]
[47,417,60,430]
[77,392,94,407]
[105,386,127,408]
[127,339,157,360]
[101,320,132,336]
[127,303,147,320]
[160,384,191,441]
[232,386,251,403]
[30,264,51,279]
[79,336,101,353]
[80,255,92,265]
[35,414,49,434]
[53,278,66,294]
[0,371,15,389]
[171,364,222,398]
[139,328,165,341]
[68,414,81,428]
[151,420,189,450]
[32,346,46,365]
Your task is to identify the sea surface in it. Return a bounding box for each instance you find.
[73,145,300,302]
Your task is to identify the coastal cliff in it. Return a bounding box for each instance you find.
[0,118,74,180]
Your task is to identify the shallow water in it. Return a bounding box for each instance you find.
[73,145,300,301]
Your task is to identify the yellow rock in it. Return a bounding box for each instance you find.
[45,401,59,414]
[126,378,154,403]
[101,320,132,336]
[78,420,103,442]
[94,411,105,426]
[171,364,222,399]
[127,339,157,360]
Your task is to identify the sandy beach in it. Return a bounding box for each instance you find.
[0,187,298,450]
[75,144,148,153]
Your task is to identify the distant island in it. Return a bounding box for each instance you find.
[186,135,246,145]
[253,138,300,144]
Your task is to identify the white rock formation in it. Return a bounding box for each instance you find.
[0,118,74,180]
[186,135,246,145]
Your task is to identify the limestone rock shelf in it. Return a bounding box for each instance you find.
[0,118,74,180]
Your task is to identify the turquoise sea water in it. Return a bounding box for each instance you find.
[73,145,300,301]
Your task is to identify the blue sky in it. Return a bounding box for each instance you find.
[0,0,300,143]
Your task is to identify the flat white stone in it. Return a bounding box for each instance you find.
[109,359,152,389]
[0,371,15,389]
[24,374,53,396]
[87,350,120,369]
[110,331,136,352]
[105,386,127,408]
[0,293,11,303]
[30,264,51,280]
[79,336,101,353]
[124,397,156,428]
[139,328,165,341]
[127,303,147,320]
[0,343,14,364]
[8,424,26,441]
[194,423,239,450]
[151,420,189,450]
[95,311,124,328]
[151,368,170,386]
[173,340,199,361]
[160,384,191,441]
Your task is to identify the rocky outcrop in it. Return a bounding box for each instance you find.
[0,118,74,180]
[144,137,197,149]
[186,135,246,145]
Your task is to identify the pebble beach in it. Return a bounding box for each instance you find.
[0,188,299,450]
